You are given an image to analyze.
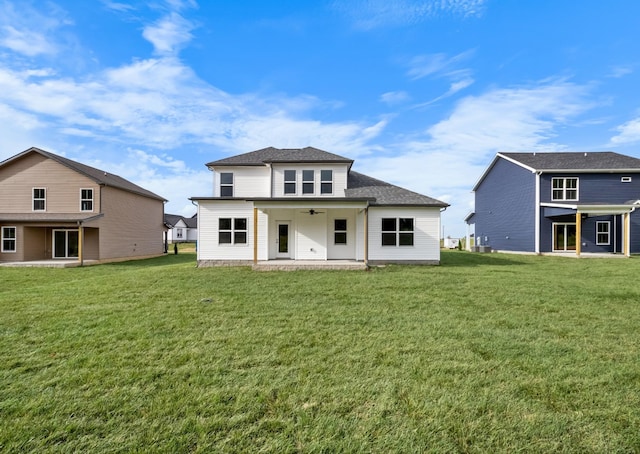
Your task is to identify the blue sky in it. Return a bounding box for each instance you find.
[1,0,640,237]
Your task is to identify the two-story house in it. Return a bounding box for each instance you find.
[0,147,167,265]
[466,152,640,256]
[191,147,448,267]
[164,213,198,244]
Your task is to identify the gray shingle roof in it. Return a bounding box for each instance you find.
[206,146,354,167]
[500,152,640,171]
[164,213,197,228]
[346,171,448,207]
[1,147,166,201]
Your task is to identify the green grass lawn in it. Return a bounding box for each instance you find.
[1,251,639,452]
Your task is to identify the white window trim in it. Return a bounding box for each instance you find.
[551,177,579,202]
[284,170,297,195]
[596,221,611,246]
[1,226,16,253]
[334,219,347,245]
[33,187,46,211]
[80,188,94,212]
[302,170,314,195]
[219,172,234,197]
[381,217,415,247]
[321,170,333,195]
[218,217,248,245]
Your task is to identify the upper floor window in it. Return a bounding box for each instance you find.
[33,188,46,211]
[302,170,314,194]
[284,170,296,194]
[381,218,414,246]
[1,226,16,252]
[219,218,247,244]
[321,170,333,194]
[596,221,610,245]
[80,189,94,211]
[334,219,347,244]
[220,172,234,197]
[552,177,578,201]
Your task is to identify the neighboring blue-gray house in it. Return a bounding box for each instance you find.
[466,152,640,256]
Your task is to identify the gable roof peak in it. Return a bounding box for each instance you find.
[1,146,166,201]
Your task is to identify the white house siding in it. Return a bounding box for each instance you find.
[327,208,357,259]
[295,211,328,259]
[214,167,270,198]
[266,208,294,259]
[271,164,349,198]
[197,200,257,262]
[367,207,442,263]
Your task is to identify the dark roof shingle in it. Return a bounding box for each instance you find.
[500,152,640,171]
[346,171,448,207]
[206,146,354,167]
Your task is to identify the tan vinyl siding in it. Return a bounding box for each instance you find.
[98,186,165,260]
[0,153,100,213]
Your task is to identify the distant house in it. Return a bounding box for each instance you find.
[191,147,448,267]
[164,213,197,244]
[0,147,167,265]
[466,152,640,256]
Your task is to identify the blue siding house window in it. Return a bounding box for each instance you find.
[596,221,610,245]
[552,177,578,201]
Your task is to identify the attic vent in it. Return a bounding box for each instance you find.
[621,176,632,183]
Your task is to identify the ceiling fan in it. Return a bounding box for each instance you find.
[301,209,325,215]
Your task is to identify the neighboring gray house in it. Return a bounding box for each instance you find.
[191,146,448,267]
[467,151,640,256]
[164,213,197,244]
[0,147,167,265]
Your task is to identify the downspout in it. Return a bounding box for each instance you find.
[535,172,541,254]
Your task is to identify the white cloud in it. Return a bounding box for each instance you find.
[332,0,486,30]
[380,91,410,105]
[610,118,640,146]
[357,80,594,237]
[142,12,195,56]
[407,50,474,80]
[0,1,71,56]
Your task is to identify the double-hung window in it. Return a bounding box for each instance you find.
[381,218,414,246]
[552,177,578,201]
[284,170,296,194]
[220,173,234,197]
[334,219,347,244]
[219,218,247,244]
[302,170,314,194]
[33,188,46,211]
[596,221,610,245]
[321,170,333,194]
[80,189,94,211]
[1,227,16,252]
